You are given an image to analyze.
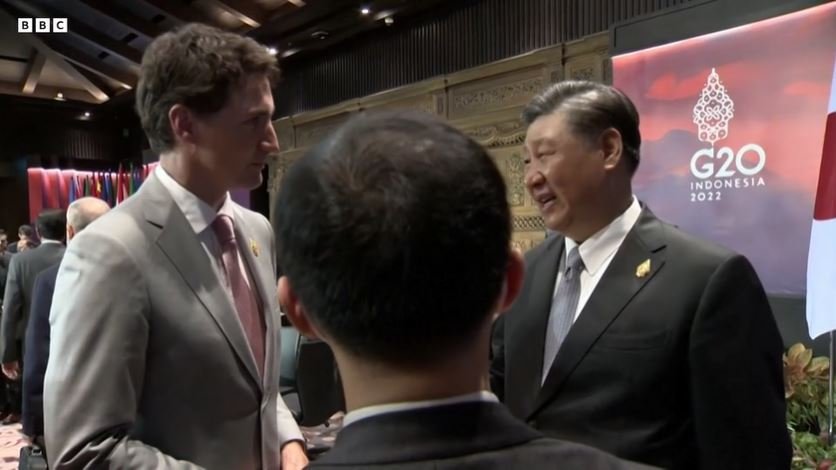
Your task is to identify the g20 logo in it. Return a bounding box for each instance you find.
[688,68,767,201]
[690,143,766,179]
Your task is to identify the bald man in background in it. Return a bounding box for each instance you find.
[23,197,110,446]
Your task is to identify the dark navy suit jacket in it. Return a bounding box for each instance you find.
[23,263,59,437]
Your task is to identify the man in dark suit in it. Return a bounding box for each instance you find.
[275,110,652,470]
[490,81,790,470]
[0,229,10,300]
[22,197,110,444]
[6,225,38,255]
[0,230,11,422]
[0,209,65,424]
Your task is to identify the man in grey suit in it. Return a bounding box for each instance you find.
[44,23,306,469]
[275,111,652,469]
[1,209,65,425]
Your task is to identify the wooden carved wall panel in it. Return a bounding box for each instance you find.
[511,236,545,253]
[274,118,295,150]
[362,92,446,117]
[513,215,546,232]
[463,119,526,149]
[448,67,545,120]
[452,77,543,115]
[489,147,529,209]
[603,58,613,85]
[294,114,353,149]
[564,32,609,83]
[505,151,526,208]
[269,35,610,254]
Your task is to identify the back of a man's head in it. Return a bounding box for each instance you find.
[67,197,111,239]
[275,111,511,366]
[36,210,67,242]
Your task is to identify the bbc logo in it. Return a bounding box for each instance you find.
[17,18,68,33]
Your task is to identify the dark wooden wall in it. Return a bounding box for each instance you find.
[276,0,696,116]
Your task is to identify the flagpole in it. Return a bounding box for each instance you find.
[829,330,834,445]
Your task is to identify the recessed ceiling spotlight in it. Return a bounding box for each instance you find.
[280,48,301,58]
[384,16,394,26]
[267,46,278,55]
[84,111,91,117]
[361,7,370,15]
[55,92,65,101]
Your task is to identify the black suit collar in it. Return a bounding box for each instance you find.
[312,401,542,466]
[527,207,668,418]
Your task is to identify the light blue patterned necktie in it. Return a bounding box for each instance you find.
[542,246,585,384]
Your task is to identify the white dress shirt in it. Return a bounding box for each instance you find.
[154,165,255,300]
[343,391,499,428]
[542,196,642,382]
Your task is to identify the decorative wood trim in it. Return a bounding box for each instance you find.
[269,34,610,253]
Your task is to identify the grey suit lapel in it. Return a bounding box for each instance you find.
[141,175,263,390]
[530,209,667,418]
[233,207,277,390]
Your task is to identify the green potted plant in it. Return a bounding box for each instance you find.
[784,343,836,469]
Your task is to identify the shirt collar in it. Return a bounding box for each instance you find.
[155,165,234,235]
[40,239,63,245]
[343,390,499,428]
[565,196,642,276]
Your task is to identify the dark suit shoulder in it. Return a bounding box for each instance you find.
[649,217,746,280]
[311,437,655,470]
[511,438,656,469]
[524,235,561,266]
[35,263,60,286]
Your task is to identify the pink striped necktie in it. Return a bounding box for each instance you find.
[211,214,266,377]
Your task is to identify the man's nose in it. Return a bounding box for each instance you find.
[262,122,280,153]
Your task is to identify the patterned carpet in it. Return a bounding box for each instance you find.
[0,424,26,469]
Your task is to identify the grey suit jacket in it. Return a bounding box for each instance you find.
[1,242,64,362]
[44,174,302,469]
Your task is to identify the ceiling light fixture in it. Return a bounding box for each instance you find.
[280,48,301,58]
[84,111,91,118]
[267,46,278,55]
[384,16,394,26]
[361,7,370,15]
[55,92,65,101]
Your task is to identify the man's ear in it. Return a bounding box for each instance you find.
[494,248,525,320]
[600,128,624,171]
[169,104,196,146]
[278,276,320,339]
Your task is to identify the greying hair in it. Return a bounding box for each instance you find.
[67,197,110,232]
[522,80,642,174]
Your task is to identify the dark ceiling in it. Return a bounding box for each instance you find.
[0,0,453,106]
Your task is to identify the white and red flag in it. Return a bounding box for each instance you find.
[807,54,836,339]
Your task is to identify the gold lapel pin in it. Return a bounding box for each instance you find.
[635,259,651,278]
[250,239,260,257]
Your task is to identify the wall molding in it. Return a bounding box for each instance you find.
[270,33,609,250]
